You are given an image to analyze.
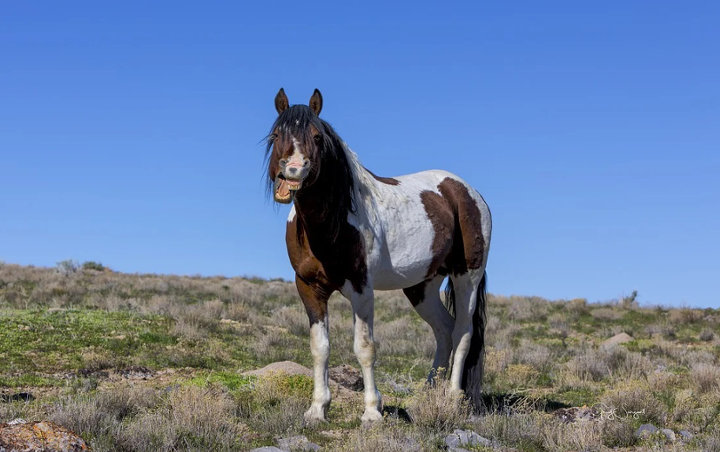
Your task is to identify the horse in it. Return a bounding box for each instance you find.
[265,88,491,423]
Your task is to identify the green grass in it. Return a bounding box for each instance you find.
[0,309,176,373]
[1,263,720,451]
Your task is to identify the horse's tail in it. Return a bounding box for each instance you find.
[445,271,487,412]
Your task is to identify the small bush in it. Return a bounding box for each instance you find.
[82,261,106,271]
[56,259,79,276]
[118,386,247,452]
[235,373,311,437]
[566,298,588,315]
[669,308,704,324]
[692,363,720,393]
[338,419,428,451]
[407,379,469,433]
[590,308,623,321]
[600,382,666,425]
[700,329,715,342]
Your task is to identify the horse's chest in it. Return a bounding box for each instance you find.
[286,215,368,293]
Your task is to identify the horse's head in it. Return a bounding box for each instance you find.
[266,88,326,204]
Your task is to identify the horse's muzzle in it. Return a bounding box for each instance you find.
[273,174,303,204]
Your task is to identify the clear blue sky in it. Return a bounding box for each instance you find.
[1,2,718,308]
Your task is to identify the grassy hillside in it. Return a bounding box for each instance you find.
[1,261,719,451]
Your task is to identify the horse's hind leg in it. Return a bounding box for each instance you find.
[448,270,484,392]
[404,276,454,381]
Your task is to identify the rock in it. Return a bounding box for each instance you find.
[242,361,356,398]
[249,447,285,452]
[243,361,313,378]
[0,421,89,451]
[277,435,321,451]
[0,392,34,403]
[328,364,363,391]
[7,419,26,426]
[635,423,658,438]
[388,380,411,395]
[660,428,676,442]
[553,406,599,423]
[679,430,693,441]
[444,429,493,451]
[602,332,634,348]
[119,365,154,379]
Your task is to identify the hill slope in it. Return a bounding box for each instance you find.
[1,262,719,450]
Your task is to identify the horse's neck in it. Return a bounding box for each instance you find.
[293,143,377,241]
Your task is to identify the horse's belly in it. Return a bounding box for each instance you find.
[371,261,433,290]
[369,220,437,291]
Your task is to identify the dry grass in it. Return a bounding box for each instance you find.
[2,261,720,450]
[691,363,720,393]
[406,379,469,433]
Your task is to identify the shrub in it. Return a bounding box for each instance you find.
[599,382,666,425]
[236,373,309,437]
[56,259,79,276]
[82,261,106,271]
[407,379,469,432]
[118,386,247,452]
[338,420,429,451]
[700,329,715,342]
[692,363,720,393]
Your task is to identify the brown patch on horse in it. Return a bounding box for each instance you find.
[403,281,427,307]
[420,177,486,277]
[420,190,454,277]
[365,168,400,186]
[437,178,486,271]
[287,210,368,303]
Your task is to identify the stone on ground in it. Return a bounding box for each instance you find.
[0,421,89,451]
[635,423,658,438]
[602,332,634,348]
[276,435,321,451]
[444,429,493,451]
[242,361,313,378]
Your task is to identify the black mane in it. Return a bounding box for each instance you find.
[265,105,356,241]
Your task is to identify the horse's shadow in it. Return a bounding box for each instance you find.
[478,392,571,414]
[382,393,571,424]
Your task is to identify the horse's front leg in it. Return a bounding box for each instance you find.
[347,285,383,422]
[296,276,331,423]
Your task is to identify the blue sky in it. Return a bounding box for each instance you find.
[1,2,718,307]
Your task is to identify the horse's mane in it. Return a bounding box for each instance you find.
[265,105,356,241]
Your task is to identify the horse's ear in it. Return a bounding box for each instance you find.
[309,89,323,115]
[275,88,289,114]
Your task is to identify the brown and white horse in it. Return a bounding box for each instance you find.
[265,89,491,422]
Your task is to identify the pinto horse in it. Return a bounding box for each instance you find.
[265,88,491,422]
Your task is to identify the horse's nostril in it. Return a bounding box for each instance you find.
[288,167,298,174]
[280,159,287,167]
[303,160,310,167]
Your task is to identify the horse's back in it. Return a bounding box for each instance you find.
[366,169,490,290]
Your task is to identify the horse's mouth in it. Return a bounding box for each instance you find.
[273,174,303,204]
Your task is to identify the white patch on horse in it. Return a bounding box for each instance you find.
[340,281,383,422]
[287,205,296,223]
[340,145,458,290]
[287,137,306,168]
[306,320,331,421]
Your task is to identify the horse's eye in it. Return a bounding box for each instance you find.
[313,134,322,143]
[269,134,278,142]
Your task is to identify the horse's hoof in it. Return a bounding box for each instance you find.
[361,409,383,423]
[304,407,327,425]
